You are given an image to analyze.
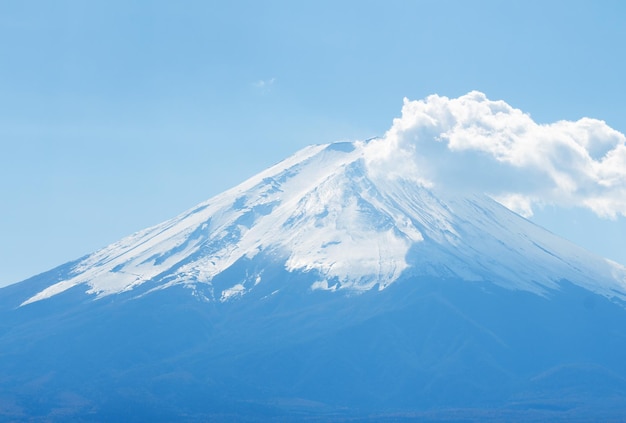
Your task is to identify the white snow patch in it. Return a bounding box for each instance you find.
[311,280,338,292]
[220,284,245,302]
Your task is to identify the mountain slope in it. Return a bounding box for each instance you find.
[3,140,626,421]
[17,140,626,307]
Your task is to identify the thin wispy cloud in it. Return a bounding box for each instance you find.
[365,91,626,219]
[252,77,276,93]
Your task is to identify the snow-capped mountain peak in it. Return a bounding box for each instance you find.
[20,140,626,306]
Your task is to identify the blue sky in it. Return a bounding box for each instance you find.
[1,1,625,287]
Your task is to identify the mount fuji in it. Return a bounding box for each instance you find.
[2,138,626,421]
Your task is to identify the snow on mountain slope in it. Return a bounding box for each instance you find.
[21,140,626,306]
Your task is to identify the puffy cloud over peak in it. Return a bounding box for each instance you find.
[365,91,626,218]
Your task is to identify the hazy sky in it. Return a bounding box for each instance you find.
[1,1,625,287]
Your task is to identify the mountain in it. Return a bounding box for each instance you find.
[2,139,626,422]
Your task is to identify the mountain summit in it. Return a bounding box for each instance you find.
[19,139,626,308]
[3,95,626,421]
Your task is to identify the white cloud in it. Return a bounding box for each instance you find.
[364,91,626,219]
[253,77,276,92]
